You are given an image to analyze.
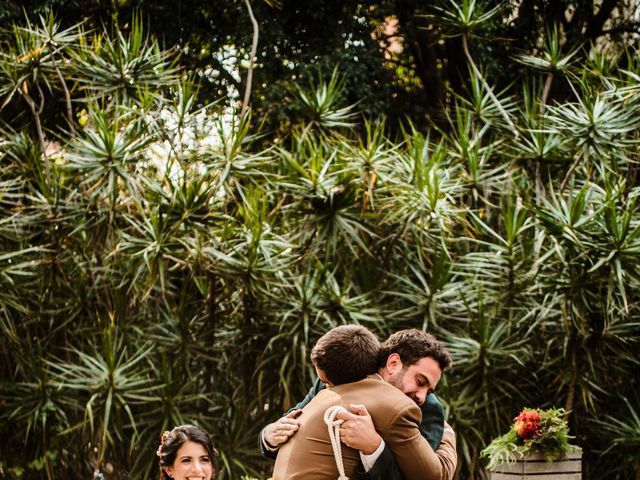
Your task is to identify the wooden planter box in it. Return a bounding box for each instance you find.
[489,451,582,480]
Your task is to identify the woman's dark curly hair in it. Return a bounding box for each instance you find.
[157,425,219,480]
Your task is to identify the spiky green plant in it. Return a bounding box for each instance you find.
[1,8,639,480]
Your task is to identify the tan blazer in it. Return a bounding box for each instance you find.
[272,375,444,480]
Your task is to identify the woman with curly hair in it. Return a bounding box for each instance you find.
[156,425,219,480]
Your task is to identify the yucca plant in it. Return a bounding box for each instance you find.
[1,7,640,480]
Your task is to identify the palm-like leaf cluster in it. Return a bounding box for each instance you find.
[1,10,639,480]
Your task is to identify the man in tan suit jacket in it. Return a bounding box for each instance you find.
[271,326,454,480]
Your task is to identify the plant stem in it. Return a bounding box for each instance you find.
[207,271,218,340]
[50,48,75,134]
[541,72,554,113]
[560,150,582,191]
[241,0,259,117]
[20,84,50,183]
[45,455,54,480]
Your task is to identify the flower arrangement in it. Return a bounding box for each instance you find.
[481,407,581,470]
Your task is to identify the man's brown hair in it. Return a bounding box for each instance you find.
[311,325,380,385]
[379,329,453,371]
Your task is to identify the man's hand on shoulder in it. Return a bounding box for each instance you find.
[336,404,382,455]
[263,409,303,449]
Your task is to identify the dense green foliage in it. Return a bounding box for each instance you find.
[1,3,640,480]
[2,0,639,129]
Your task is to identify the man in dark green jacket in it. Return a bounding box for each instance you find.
[258,329,458,480]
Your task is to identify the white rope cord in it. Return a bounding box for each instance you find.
[324,406,349,480]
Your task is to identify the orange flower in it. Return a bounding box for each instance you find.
[513,409,541,440]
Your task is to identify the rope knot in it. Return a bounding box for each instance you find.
[324,406,349,480]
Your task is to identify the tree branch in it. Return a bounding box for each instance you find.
[48,48,75,135]
[19,83,50,183]
[600,23,640,36]
[241,0,259,117]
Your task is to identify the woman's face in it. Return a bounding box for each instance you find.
[164,441,214,480]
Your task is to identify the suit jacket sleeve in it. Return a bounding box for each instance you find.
[382,402,443,480]
[258,378,326,459]
[436,421,457,480]
[366,393,457,480]
[361,445,403,480]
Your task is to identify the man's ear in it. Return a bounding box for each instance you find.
[385,352,403,375]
